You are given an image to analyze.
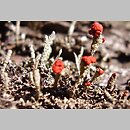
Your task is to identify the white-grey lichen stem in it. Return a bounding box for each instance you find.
[29,71,35,84]
[104,89,115,103]
[55,49,62,60]
[29,69,42,99]
[91,35,103,56]
[16,21,20,44]
[83,66,91,80]
[3,72,10,90]
[73,52,80,75]
[33,69,42,97]
[29,44,36,65]
[40,31,56,68]
[90,70,100,83]
[106,73,117,92]
[35,54,41,69]
[1,50,12,73]
[75,65,91,89]
[73,46,84,76]
[98,87,115,103]
[1,50,12,92]
[68,21,77,36]
[29,45,42,98]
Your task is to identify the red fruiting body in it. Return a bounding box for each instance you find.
[89,22,103,38]
[82,56,96,65]
[82,57,91,65]
[52,59,64,74]
[85,81,91,86]
[97,68,104,75]
[89,56,96,63]
[102,38,106,43]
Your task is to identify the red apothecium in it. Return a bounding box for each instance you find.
[89,22,103,38]
[102,38,106,43]
[52,59,64,74]
[85,81,91,86]
[97,68,104,75]
[82,56,96,65]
